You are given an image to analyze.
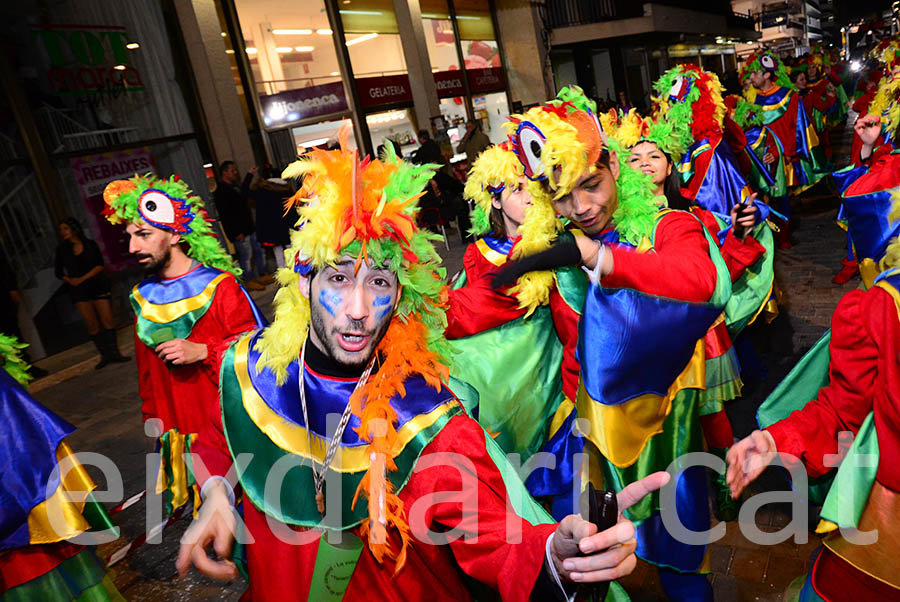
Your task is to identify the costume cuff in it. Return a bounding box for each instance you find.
[201,475,235,507]
[581,242,607,285]
[545,533,576,602]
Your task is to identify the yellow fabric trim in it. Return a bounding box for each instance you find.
[475,238,509,267]
[758,91,791,112]
[577,338,706,468]
[155,430,196,511]
[747,280,776,328]
[815,518,838,534]
[806,123,820,148]
[132,273,228,324]
[860,258,881,291]
[234,336,457,472]
[875,278,900,323]
[547,397,575,441]
[27,441,96,544]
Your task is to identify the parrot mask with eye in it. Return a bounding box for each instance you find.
[102,174,240,276]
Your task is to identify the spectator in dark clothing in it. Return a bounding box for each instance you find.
[249,164,297,270]
[54,218,129,369]
[213,160,271,290]
[411,130,444,165]
[0,255,48,376]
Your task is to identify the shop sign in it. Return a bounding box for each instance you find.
[433,70,466,98]
[260,82,348,127]
[466,67,505,94]
[29,24,144,97]
[356,74,413,108]
[69,147,155,270]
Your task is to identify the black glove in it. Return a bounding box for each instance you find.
[490,239,581,289]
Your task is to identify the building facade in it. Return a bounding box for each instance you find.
[1,0,546,358]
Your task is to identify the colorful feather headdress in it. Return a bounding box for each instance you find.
[463,142,561,312]
[653,64,726,155]
[102,174,240,276]
[724,94,762,129]
[254,135,450,570]
[600,108,679,157]
[885,188,900,271]
[0,333,32,387]
[507,86,658,246]
[740,50,794,90]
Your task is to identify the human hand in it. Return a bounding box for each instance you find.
[573,234,613,274]
[175,482,238,580]
[855,113,881,151]
[730,193,758,241]
[550,472,670,583]
[763,152,776,165]
[726,430,777,498]
[249,166,259,175]
[155,339,208,365]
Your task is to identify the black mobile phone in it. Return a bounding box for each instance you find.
[579,483,618,602]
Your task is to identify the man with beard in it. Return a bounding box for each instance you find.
[175,142,668,601]
[102,174,264,513]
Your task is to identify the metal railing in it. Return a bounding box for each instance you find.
[34,103,139,154]
[0,166,57,285]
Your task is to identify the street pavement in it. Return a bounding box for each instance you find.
[27,124,860,600]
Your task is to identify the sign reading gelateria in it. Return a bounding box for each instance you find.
[355,74,414,108]
[29,24,144,96]
[260,82,349,127]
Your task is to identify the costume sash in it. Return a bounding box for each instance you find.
[753,85,793,125]
[577,211,731,467]
[219,333,463,530]
[832,152,900,287]
[679,137,759,220]
[131,264,265,348]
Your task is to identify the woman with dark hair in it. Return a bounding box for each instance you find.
[54,218,129,368]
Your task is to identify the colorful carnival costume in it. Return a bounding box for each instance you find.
[0,334,123,601]
[749,193,900,600]
[505,88,732,600]
[445,143,586,516]
[190,141,632,601]
[740,51,829,204]
[102,175,265,514]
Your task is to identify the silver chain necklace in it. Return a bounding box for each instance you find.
[298,340,376,514]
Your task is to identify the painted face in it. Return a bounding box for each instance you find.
[627,141,670,192]
[552,163,619,237]
[305,257,399,369]
[492,175,532,236]
[126,221,178,275]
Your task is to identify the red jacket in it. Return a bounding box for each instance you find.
[135,272,258,435]
[767,285,900,492]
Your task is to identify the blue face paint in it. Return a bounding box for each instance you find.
[373,294,393,320]
[318,290,342,317]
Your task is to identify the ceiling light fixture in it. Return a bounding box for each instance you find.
[346,32,378,46]
[125,42,140,50]
[295,46,314,52]
[339,10,382,15]
[273,29,313,35]
[276,47,294,53]
[113,64,127,70]
[246,47,258,54]
[317,29,333,35]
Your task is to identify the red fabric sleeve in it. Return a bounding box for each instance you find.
[720,231,766,282]
[403,415,558,602]
[549,288,581,401]
[135,323,157,424]
[190,389,236,489]
[602,211,717,302]
[196,277,259,384]
[766,290,878,477]
[445,244,527,339]
[723,116,751,175]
